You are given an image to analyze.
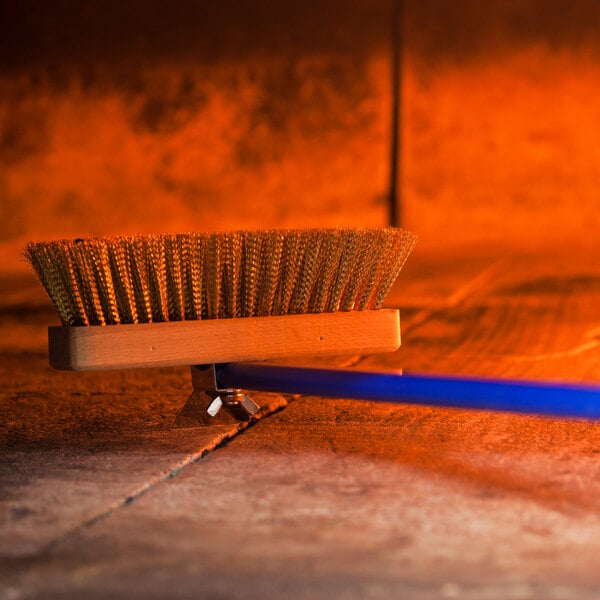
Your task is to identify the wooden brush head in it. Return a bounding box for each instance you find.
[47,310,402,371]
[24,228,416,370]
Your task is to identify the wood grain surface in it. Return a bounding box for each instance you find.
[3,246,600,599]
[48,310,400,371]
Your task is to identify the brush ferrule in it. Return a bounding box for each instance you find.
[191,364,228,393]
[185,364,259,422]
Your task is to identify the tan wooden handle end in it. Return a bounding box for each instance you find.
[48,310,401,371]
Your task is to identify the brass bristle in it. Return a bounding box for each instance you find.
[24,228,417,327]
[242,231,262,318]
[276,229,303,316]
[256,230,284,316]
[109,238,138,324]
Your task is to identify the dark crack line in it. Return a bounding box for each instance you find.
[31,396,290,561]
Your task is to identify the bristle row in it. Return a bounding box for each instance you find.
[24,228,417,327]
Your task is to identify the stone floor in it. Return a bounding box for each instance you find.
[3,245,600,599]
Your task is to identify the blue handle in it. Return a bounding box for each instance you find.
[216,362,600,419]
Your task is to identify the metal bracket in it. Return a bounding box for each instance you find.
[173,364,260,428]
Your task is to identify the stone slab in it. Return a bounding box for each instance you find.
[3,248,600,599]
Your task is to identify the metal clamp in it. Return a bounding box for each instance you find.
[173,364,260,428]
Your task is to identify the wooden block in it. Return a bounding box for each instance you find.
[48,309,400,371]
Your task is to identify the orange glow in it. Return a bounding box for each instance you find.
[403,47,600,255]
[0,57,390,252]
[2,43,600,271]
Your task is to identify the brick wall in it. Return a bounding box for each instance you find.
[1,0,599,270]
